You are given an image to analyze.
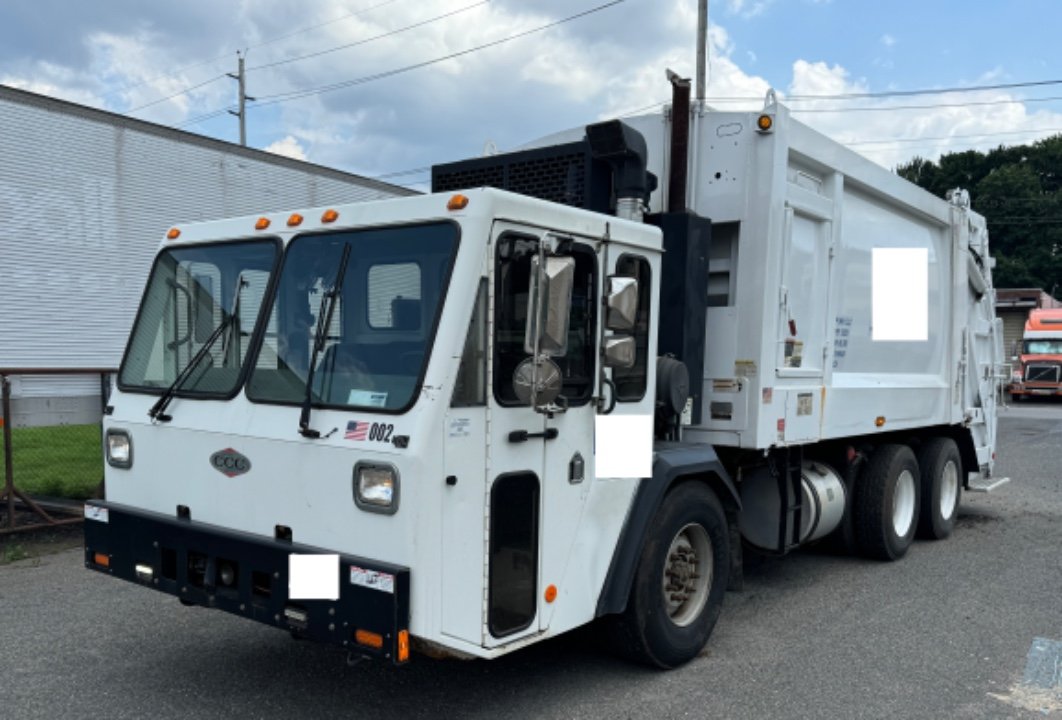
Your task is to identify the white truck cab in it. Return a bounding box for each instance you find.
[88,188,679,663]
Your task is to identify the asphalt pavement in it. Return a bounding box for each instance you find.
[2,404,1060,719]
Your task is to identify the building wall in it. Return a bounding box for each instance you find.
[0,85,411,401]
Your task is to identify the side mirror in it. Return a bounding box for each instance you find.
[605,276,638,331]
[525,255,575,357]
[603,335,636,368]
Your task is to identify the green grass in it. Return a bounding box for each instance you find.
[0,424,103,499]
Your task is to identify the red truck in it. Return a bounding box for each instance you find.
[1010,308,1062,400]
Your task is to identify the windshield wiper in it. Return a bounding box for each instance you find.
[148,274,247,422]
[299,243,352,438]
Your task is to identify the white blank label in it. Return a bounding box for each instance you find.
[289,554,339,600]
[872,247,927,341]
[595,415,652,478]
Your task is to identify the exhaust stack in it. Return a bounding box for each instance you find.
[666,70,691,213]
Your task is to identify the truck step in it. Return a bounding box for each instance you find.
[966,476,1011,493]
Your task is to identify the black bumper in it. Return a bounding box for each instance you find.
[84,501,411,663]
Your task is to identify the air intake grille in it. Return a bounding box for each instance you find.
[1025,364,1061,383]
[432,141,611,213]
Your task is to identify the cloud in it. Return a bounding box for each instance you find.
[724,0,772,18]
[785,60,1062,168]
[2,0,1061,187]
[264,135,308,160]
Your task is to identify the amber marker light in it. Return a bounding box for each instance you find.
[255,217,271,230]
[355,629,384,649]
[166,227,181,240]
[397,630,410,662]
[875,416,886,427]
[321,208,339,223]
[287,213,304,227]
[447,193,470,211]
[756,114,774,132]
[94,552,110,568]
[544,584,558,603]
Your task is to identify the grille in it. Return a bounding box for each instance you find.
[432,141,611,213]
[1025,364,1061,383]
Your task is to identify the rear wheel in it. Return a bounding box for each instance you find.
[854,444,920,561]
[916,437,962,540]
[613,482,730,668]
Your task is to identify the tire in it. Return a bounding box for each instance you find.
[854,444,920,561]
[612,482,730,669]
[915,437,962,540]
[1010,392,1023,403]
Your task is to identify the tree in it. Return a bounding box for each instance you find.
[895,136,1062,293]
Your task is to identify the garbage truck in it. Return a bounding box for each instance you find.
[84,79,1007,668]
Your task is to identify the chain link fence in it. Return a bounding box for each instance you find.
[0,369,112,534]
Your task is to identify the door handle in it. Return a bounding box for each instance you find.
[508,428,559,443]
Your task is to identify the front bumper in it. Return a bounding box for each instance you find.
[84,501,411,663]
[1009,383,1062,397]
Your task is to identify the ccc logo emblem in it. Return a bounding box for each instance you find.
[209,448,252,477]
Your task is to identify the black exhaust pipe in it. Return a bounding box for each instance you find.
[666,70,691,213]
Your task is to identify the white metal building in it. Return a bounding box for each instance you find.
[0,85,411,424]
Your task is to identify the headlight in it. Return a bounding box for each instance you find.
[106,429,133,469]
[354,463,399,514]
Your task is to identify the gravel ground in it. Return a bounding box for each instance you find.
[1,404,1059,719]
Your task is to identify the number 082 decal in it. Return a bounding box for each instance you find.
[345,420,395,443]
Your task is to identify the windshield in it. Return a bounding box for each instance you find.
[119,240,278,395]
[246,222,459,412]
[1024,339,1062,354]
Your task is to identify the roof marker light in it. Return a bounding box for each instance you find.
[255,217,271,230]
[287,213,304,227]
[447,194,469,211]
[321,208,339,223]
[166,227,181,240]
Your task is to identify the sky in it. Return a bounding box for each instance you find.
[3,0,1062,192]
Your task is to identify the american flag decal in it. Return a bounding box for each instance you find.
[345,421,369,441]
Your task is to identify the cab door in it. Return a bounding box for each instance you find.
[482,225,548,647]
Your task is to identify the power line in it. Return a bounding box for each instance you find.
[700,78,1062,104]
[249,0,626,108]
[244,0,402,53]
[119,0,402,94]
[249,1,489,72]
[847,126,1062,147]
[177,107,234,128]
[794,94,1062,114]
[127,73,228,114]
[120,0,402,109]
[788,78,1062,101]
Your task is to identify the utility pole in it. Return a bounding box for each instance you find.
[696,0,708,105]
[227,51,255,146]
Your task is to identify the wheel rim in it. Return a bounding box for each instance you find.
[892,470,916,537]
[661,522,713,627]
[939,460,959,521]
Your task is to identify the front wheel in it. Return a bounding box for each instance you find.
[613,482,730,668]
